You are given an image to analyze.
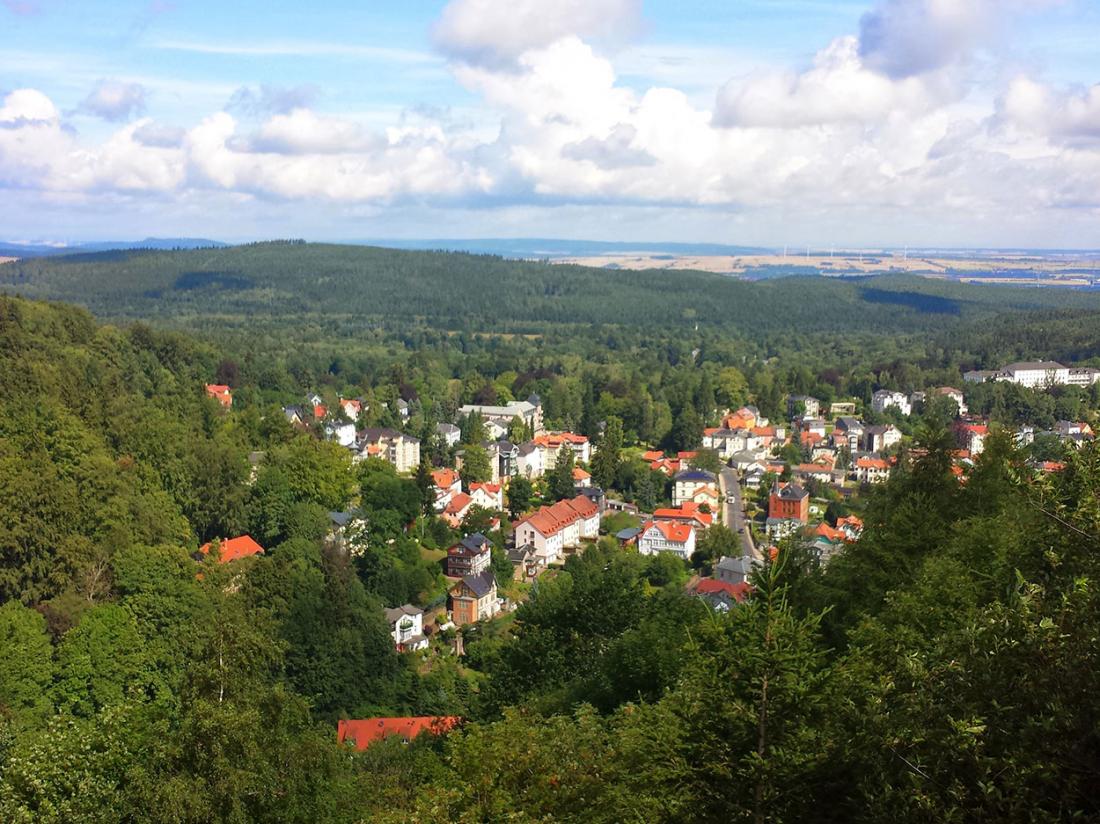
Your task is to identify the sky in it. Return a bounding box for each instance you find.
[2,0,1100,247]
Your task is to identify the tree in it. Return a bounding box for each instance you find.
[547,445,576,501]
[507,476,535,520]
[669,406,703,452]
[688,448,724,475]
[53,604,161,717]
[591,416,623,491]
[0,601,55,728]
[460,445,492,488]
[414,460,434,515]
[460,412,487,446]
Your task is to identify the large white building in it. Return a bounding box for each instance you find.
[459,396,544,435]
[872,390,912,417]
[965,361,1100,390]
[637,520,697,560]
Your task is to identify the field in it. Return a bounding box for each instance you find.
[554,250,1100,286]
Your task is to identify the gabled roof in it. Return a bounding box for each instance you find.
[384,604,422,624]
[450,533,490,558]
[641,519,694,544]
[338,717,459,751]
[199,535,264,564]
[1002,361,1066,372]
[673,469,717,483]
[513,495,599,537]
[470,482,502,495]
[771,482,808,501]
[431,468,461,489]
[444,492,472,516]
[572,467,591,480]
[694,578,752,603]
[856,457,890,470]
[455,570,496,599]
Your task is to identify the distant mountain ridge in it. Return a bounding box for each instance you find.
[0,238,229,258]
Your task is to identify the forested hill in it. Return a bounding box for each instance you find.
[4,241,1100,336]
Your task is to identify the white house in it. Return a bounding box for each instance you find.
[855,456,891,484]
[459,396,544,435]
[672,469,720,508]
[384,605,428,652]
[515,443,544,479]
[324,422,357,449]
[469,482,504,511]
[872,390,912,417]
[532,432,591,468]
[637,520,697,560]
[437,422,461,447]
[864,424,902,453]
[431,468,463,512]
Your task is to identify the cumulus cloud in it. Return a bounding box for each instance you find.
[227,84,320,118]
[433,0,640,66]
[858,0,1062,79]
[562,124,656,169]
[994,76,1100,144]
[78,80,147,122]
[714,36,952,129]
[132,121,186,148]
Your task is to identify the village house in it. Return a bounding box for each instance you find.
[864,424,902,453]
[766,481,810,538]
[532,432,591,468]
[872,390,912,417]
[324,421,357,448]
[637,520,696,560]
[690,578,752,612]
[572,467,592,488]
[442,492,473,528]
[836,515,864,541]
[384,604,428,652]
[282,405,306,426]
[487,439,519,481]
[448,570,499,625]
[855,456,891,484]
[956,422,989,455]
[446,533,492,578]
[337,717,459,751]
[204,383,233,408]
[459,395,544,435]
[932,386,967,415]
[469,482,504,511]
[198,535,264,564]
[787,395,821,419]
[327,510,367,553]
[507,545,546,581]
[339,398,364,421]
[515,442,544,479]
[715,554,759,586]
[672,469,720,508]
[437,422,461,447]
[795,417,827,438]
[512,494,600,564]
[431,468,462,512]
[355,427,421,473]
[653,501,714,530]
[832,417,865,452]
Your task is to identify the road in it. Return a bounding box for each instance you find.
[719,467,760,560]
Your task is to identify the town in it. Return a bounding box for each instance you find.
[199,356,1100,749]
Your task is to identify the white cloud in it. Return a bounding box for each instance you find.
[996,75,1100,144]
[433,0,640,66]
[78,79,147,122]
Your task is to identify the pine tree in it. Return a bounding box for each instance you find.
[592,416,623,491]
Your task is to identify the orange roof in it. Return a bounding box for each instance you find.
[314,404,327,419]
[837,515,864,530]
[514,495,598,537]
[204,384,232,407]
[752,426,776,437]
[432,468,460,489]
[199,535,264,564]
[677,451,698,460]
[814,523,846,542]
[642,520,694,543]
[695,578,752,603]
[470,482,502,493]
[572,467,591,480]
[641,450,664,462]
[654,504,713,527]
[1039,461,1066,472]
[445,492,472,516]
[340,399,362,414]
[800,431,824,446]
[703,428,720,437]
[532,432,589,448]
[337,717,459,751]
[856,457,890,470]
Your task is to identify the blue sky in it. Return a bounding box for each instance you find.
[3,0,1100,247]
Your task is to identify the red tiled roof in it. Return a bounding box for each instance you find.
[642,520,694,543]
[837,515,864,530]
[471,482,502,494]
[432,468,460,489]
[694,578,752,603]
[571,467,590,480]
[314,404,327,419]
[445,492,472,516]
[514,495,598,537]
[532,432,588,448]
[337,717,460,751]
[856,457,890,470]
[641,450,665,462]
[814,522,846,542]
[199,535,264,564]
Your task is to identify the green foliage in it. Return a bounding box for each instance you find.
[458,445,491,488]
[506,476,534,520]
[0,603,55,729]
[546,445,576,502]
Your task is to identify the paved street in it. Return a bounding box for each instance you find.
[719,467,759,560]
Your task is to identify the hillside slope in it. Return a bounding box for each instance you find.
[4,241,1100,337]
